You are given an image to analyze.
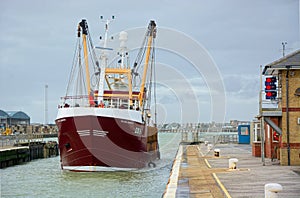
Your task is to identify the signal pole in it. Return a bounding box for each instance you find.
[259,65,265,166]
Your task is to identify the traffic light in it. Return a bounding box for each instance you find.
[265,76,277,99]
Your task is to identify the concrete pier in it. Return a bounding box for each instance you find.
[163,143,300,197]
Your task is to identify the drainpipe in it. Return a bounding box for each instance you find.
[261,116,265,166]
[286,68,290,166]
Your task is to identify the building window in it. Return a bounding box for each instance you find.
[253,122,261,141]
[240,126,249,135]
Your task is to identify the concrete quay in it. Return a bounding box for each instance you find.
[163,143,300,197]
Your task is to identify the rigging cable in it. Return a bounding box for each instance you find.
[144,38,157,125]
[65,38,80,101]
[87,29,100,89]
[152,39,157,126]
[132,30,149,88]
[87,28,100,70]
[76,40,87,98]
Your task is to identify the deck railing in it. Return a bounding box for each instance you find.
[59,95,140,110]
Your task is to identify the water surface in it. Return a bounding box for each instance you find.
[1,133,181,198]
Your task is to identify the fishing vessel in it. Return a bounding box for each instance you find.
[55,17,160,171]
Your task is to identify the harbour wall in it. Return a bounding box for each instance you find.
[0,141,59,169]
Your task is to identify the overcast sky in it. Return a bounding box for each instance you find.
[0,0,299,124]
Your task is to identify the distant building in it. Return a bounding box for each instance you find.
[0,110,30,126]
[230,120,250,127]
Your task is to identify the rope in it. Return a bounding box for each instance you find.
[152,39,157,126]
[144,37,157,125]
[132,30,149,87]
[65,38,80,101]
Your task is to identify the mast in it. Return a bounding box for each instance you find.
[139,20,156,108]
[98,16,114,103]
[79,19,92,98]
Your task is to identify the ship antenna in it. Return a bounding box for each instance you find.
[100,15,115,49]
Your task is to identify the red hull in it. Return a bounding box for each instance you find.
[56,114,159,171]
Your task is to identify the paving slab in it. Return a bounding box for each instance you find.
[201,143,300,198]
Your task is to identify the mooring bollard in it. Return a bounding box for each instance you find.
[214,149,220,157]
[264,183,283,198]
[229,158,238,169]
[207,144,213,151]
[204,141,208,146]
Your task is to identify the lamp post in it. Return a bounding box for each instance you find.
[45,84,48,125]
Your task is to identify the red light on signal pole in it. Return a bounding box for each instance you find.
[265,77,276,83]
[266,91,277,98]
[265,76,277,100]
[266,92,272,97]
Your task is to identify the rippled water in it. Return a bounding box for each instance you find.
[1,133,181,198]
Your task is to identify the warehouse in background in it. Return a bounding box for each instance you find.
[0,110,30,126]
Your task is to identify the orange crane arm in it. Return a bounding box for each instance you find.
[79,19,92,104]
[82,34,91,96]
[139,21,156,108]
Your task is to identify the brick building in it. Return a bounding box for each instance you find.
[256,49,300,165]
